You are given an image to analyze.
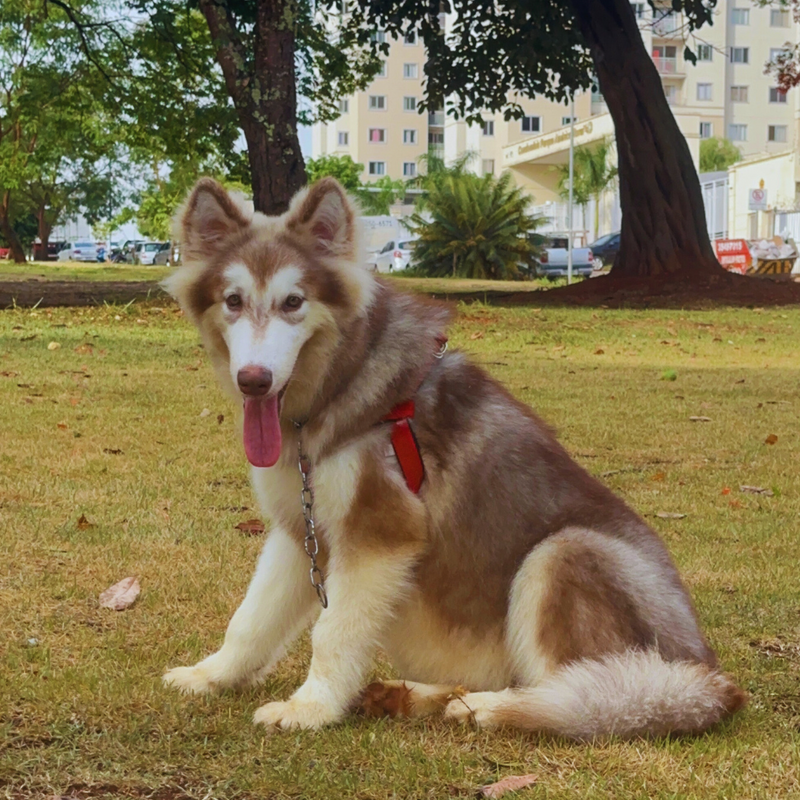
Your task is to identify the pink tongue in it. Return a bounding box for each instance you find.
[242,395,282,468]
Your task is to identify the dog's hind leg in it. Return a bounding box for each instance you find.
[163,527,318,694]
[357,680,463,719]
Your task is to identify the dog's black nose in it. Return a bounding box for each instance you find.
[237,366,273,396]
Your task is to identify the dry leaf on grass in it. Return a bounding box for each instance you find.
[656,512,686,519]
[103,448,123,455]
[99,577,140,611]
[480,774,538,798]
[235,519,265,535]
[765,434,778,445]
[76,514,94,530]
[217,414,224,424]
[594,348,605,355]
[740,485,774,496]
[199,408,211,418]
[470,331,484,340]
[689,416,711,422]
[47,341,61,351]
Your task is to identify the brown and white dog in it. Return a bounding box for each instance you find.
[162,177,745,739]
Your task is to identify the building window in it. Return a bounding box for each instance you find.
[368,128,386,143]
[731,8,749,25]
[664,84,678,104]
[377,61,387,77]
[481,119,494,136]
[403,63,418,79]
[631,3,646,19]
[768,125,788,143]
[338,99,349,114]
[562,116,576,126]
[699,121,713,139]
[697,44,713,62]
[403,96,418,111]
[428,131,444,144]
[728,124,747,142]
[482,159,495,175]
[770,47,791,63]
[697,83,712,101]
[404,30,417,44]
[403,129,417,144]
[403,162,417,177]
[338,131,349,146]
[731,85,748,102]
[368,161,386,175]
[368,95,386,110]
[730,47,749,64]
[521,115,541,133]
[770,8,790,27]
[370,30,386,43]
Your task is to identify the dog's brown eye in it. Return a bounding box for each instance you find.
[284,295,304,311]
[225,294,242,310]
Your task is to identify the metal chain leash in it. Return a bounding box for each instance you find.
[293,421,328,608]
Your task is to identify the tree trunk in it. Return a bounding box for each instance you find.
[569,0,724,278]
[199,0,305,216]
[0,191,26,263]
[37,200,53,261]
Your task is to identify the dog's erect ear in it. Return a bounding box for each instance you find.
[286,178,355,257]
[179,178,250,263]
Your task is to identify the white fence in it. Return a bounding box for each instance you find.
[700,171,728,240]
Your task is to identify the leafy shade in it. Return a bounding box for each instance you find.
[699,138,742,173]
[406,171,542,280]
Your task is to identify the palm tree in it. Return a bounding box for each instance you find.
[405,169,544,280]
[556,137,618,241]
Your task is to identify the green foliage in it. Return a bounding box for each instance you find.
[556,138,618,235]
[700,138,742,173]
[306,155,404,215]
[406,170,542,280]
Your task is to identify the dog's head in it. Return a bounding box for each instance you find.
[164,177,373,468]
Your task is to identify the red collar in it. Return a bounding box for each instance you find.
[381,336,447,494]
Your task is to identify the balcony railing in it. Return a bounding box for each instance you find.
[652,14,679,36]
[428,111,444,126]
[653,56,679,74]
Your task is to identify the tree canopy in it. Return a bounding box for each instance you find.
[699,138,742,174]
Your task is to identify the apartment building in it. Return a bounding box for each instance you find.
[311,28,442,184]
[312,1,800,234]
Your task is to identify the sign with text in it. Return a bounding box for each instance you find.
[748,188,768,211]
[714,239,752,274]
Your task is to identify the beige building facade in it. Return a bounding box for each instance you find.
[312,2,800,239]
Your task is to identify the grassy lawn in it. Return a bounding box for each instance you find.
[0,261,171,283]
[1,294,799,799]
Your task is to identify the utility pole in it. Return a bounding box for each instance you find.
[567,93,575,285]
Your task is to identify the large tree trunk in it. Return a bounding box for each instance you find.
[37,199,53,261]
[0,191,26,264]
[570,0,724,278]
[200,0,305,216]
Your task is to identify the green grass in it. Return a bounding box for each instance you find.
[2,295,799,799]
[0,261,170,283]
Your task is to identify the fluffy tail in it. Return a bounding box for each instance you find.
[499,650,746,740]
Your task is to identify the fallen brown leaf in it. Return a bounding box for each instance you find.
[217,414,224,424]
[470,331,484,340]
[99,577,140,611]
[689,416,711,422]
[740,485,774,496]
[235,519,265,535]
[594,348,605,355]
[480,774,538,799]
[76,514,93,530]
[103,448,123,455]
[765,434,778,445]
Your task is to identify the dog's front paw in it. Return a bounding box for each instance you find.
[253,698,342,732]
[444,691,502,728]
[162,665,219,695]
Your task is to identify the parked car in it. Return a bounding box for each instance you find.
[57,241,100,262]
[367,238,417,272]
[134,241,170,265]
[588,231,620,269]
[153,244,177,266]
[533,236,594,278]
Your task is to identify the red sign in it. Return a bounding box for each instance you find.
[714,239,752,274]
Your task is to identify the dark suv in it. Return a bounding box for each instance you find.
[588,232,620,268]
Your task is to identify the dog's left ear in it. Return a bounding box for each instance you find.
[286,178,355,258]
